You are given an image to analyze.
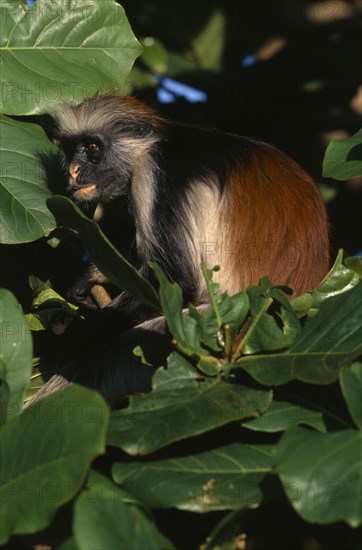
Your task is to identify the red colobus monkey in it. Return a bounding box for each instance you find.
[32,95,329,408]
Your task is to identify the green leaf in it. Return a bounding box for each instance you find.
[0,116,57,244]
[0,361,10,427]
[152,352,200,391]
[291,250,361,318]
[0,0,142,115]
[166,51,200,77]
[290,293,314,318]
[203,509,249,550]
[25,314,46,331]
[132,345,153,366]
[339,363,362,429]
[151,263,221,375]
[274,427,362,527]
[27,281,79,332]
[140,37,168,74]
[0,385,110,544]
[242,399,327,433]
[47,196,159,310]
[107,379,272,455]
[189,268,249,353]
[202,266,224,328]
[232,283,362,386]
[113,443,273,512]
[191,10,225,71]
[322,129,362,180]
[73,470,175,550]
[152,263,202,352]
[31,284,75,311]
[0,289,32,422]
[238,283,300,355]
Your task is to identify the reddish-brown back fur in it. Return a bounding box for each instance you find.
[224,142,329,296]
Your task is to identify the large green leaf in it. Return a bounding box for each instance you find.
[274,427,362,527]
[0,0,142,115]
[107,376,272,455]
[339,363,362,429]
[0,385,109,544]
[0,116,57,244]
[47,195,159,309]
[0,289,32,422]
[73,470,175,550]
[322,129,362,180]
[231,283,362,385]
[113,443,273,512]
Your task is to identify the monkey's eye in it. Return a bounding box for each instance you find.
[86,142,99,151]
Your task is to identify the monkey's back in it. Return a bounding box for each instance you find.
[151,123,329,297]
[218,139,329,296]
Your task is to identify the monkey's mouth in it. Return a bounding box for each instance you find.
[72,183,97,199]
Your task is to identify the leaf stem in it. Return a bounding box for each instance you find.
[171,339,221,366]
[231,297,273,361]
[223,324,232,361]
[202,266,223,328]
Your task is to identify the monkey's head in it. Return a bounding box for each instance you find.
[52,95,162,203]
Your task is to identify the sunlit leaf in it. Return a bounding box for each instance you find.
[0,0,142,115]
[0,116,56,244]
[231,284,362,385]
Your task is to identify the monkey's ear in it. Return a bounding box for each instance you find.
[53,138,61,147]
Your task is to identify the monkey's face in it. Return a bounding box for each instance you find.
[59,133,133,203]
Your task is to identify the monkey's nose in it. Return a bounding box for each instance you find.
[69,163,80,181]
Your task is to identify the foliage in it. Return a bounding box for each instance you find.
[0,0,141,116]
[0,2,361,549]
[0,385,110,544]
[0,0,141,245]
[0,289,32,423]
[0,116,58,244]
[1,242,361,547]
[323,129,362,181]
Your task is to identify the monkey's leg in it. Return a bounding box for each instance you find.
[26,315,171,410]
